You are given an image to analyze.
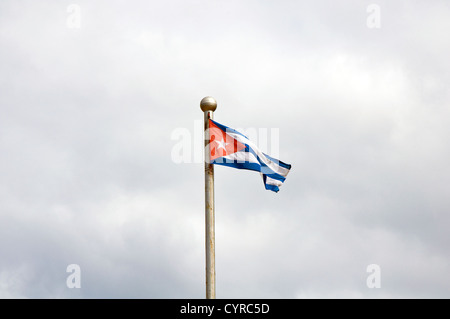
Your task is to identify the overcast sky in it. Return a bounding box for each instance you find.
[1,0,449,298]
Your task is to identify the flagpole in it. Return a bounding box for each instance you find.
[200,96,217,299]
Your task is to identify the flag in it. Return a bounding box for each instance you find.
[208,119,291,192]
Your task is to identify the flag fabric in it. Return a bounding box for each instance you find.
[208,119,291,192]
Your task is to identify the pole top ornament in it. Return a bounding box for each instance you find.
[200,96,217,112]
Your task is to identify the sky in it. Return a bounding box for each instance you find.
[0,0,449,298]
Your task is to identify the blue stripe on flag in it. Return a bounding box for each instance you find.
[263,153,292,170]
[210,119,248,139]
[211,159,262,172]
[262,175,281,193]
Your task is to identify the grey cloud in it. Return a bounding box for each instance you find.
[0,0,449,298]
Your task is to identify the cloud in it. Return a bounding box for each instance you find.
[0,0,449,298]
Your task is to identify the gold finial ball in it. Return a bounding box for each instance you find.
[200,96,217,112]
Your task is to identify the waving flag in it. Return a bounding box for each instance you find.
[208,119,291,192]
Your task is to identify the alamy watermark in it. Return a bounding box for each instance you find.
[171,120,280,164]
[366,264,381,288]
[366,4,381,29]
[66,264,81,288]
[66,4,81,29]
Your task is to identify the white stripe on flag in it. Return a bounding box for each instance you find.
[227,132,290,177]
[264,175,283,187]
[221,151,259,164]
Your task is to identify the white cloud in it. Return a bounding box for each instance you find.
[0,0,449,298]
